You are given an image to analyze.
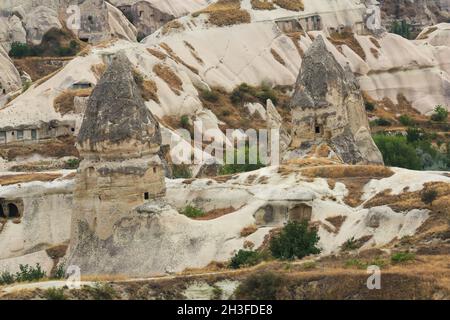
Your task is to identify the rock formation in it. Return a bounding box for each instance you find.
[68,52,166,271]
[289,36,384,165]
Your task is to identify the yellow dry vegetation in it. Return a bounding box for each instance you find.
[162,20,185,35]
[274,0,304,11]
[91,63,106,80]
[300,165,394,179]
[54,88,92,115]
[0,173,62,186]
[251,0,275,10]
[270,48,286,65]
[147,48,167,60]
[160,42,199,74]
[328,28,366,60]
[194,0,251,27]
[153,63,183,95]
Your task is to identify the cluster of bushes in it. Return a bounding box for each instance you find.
[0,263,64,285]
[181,205,206,218]
[391,20,413,39]
[9,40,79,58]
[220,145,266,175]
[431,105,448,122]
[230,83,278,106]
[374,127,450,171]
[229,220,321,269]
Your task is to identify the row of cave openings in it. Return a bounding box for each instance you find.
[0,200,22,221]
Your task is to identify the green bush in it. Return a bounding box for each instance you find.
[44,287,66,300]
[341,237,359,251]
[365,101,375,112]
[370,118,391,127]
[399,115,415,126]
[15,264,46,283]
[391,252,415,264]
[0,270,15,285]
[235,272,284,300]
[86,283,117,300]
[269,221,321,260]
[229,250,262,269]
[373,134,422,170]
[391,20,412,39]
[421,189,438,206]
[200,89,219,102]
[172,164,192,179]
[52,264,66,280]
[220,145,265,175]
[231,83,278,105]
[180,115,190,129]
[181,205,205,218]
[65,158,80,169]
[431,105,448,122]
[406,127,423,143]
[9,42,31,58]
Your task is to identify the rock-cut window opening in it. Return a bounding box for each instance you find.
[7,203,20,218]
[0,205,5,218]
[144,192,150,200]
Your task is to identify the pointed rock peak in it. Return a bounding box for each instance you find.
[307,35,327,54]
[77,51,161,154]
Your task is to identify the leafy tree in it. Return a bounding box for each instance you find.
[269,220,321,260]
[373,134,422,170]
[220,145,265,175]
[229,250,262,269]
[421,189,438,206]
[431,105,448,122]
[399,115,414,126]
[235,272,284,300]
[9,42,31,58]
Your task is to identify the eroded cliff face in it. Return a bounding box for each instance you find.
[68,52,166,271]
[289,36,383,165]
[381,0,450,27]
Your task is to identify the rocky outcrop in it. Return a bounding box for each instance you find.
[68,52,166,271]
[0,44,21,101]
[266,99,291,163]
[24,6,62,45]
[289,36,383,165]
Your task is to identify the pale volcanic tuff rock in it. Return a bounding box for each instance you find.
[68,52,167,271]
[77,52,161,156]
[289,36,383,165]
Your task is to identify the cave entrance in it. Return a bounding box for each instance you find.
[0,205,5,219]
[289,204,312,222]
[7,203,20,219]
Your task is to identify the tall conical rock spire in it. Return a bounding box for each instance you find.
[77,52,161,156]
[289,36,383,165]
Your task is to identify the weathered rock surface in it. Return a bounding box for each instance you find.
[289,36,383,165]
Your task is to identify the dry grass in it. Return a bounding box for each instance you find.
[286,32,305,57]
[370,47,380,59]
[160,43,199,74]
[54,88,92,115]
[240,225,258,237]
[325,216,347,233]
[329,29,366,60]
[153,63,183,95]
[300,165,394,179]
[13,57,71,82]
[251,0,275,10]
[91,63,106,80]
[0,135,79,161]
[195,207,237,221]
[364,181,450,215]
[194,0,251,27]
[161,20,185,35]
[370,37,381,48]
[274,0,304,11]
[417,26,438,40]
[0,173,62,186]
[270,48,286,65]
[184,41,204,65]
[147,48,167,60]
[141,79,159,103]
